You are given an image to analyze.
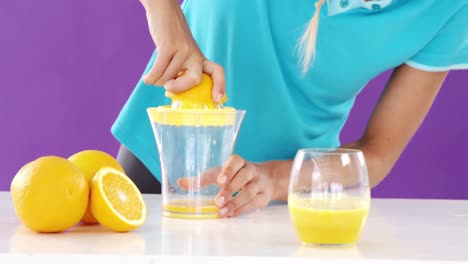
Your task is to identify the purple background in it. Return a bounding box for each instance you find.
[1,1,467,199]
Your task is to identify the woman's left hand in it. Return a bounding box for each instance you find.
[178,155,276,217]
[214,155,276,217]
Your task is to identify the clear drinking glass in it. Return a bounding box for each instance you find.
[147,106,245,219]
[288,148,371,246]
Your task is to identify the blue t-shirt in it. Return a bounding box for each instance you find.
[112,0,468,182]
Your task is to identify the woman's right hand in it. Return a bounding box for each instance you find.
[140,0,226,103]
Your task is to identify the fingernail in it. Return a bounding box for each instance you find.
[215,93,223,103]
[218,175,228,185]
[219,207,228,216]
[227,212,234,217]
[215,196,225,207]
[164,82,172,90]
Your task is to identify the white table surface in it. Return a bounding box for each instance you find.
[1,191,467,263]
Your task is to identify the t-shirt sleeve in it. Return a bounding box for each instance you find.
[405,5,468,72]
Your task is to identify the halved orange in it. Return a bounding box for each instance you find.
[165,73,227,109]
[90,167,146,232]
[68,149,125,225]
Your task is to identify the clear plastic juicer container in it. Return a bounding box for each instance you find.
[147,106,245,219]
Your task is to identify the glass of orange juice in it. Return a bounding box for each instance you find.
[288,148,370,246]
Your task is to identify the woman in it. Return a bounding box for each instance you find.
[112,0,468,217]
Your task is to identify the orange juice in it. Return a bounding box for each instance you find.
[288,196,369,245]
[162,199,219,219]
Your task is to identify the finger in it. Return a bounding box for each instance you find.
[143,50,173,85]
[229,194,268,218]
[177,166,221,190]
[164,57,203,93]
[217,155,245,187]
[215,164,255,207]
[203,61,226,103]
[154,51,188,87]
[217,181,258,217]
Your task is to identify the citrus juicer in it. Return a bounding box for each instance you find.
[147,74,246,219]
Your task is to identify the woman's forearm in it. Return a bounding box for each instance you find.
[341,140,387,188]
[140,0,179,11]
[262,140,384,202]
[139,0,191,42]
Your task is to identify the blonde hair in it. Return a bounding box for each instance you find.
[297,0,326,74]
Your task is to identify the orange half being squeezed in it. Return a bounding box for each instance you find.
[149,73,235,127]
[165,73,227,110]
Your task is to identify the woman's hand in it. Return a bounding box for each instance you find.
[139,0,226,102]
[178,155,278,217]
[214,155,277,217]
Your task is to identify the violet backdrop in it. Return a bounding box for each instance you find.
[1,1,467,198]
